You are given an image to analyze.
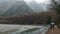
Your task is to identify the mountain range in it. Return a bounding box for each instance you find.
[1,0,35,16]
[0,0,49,16]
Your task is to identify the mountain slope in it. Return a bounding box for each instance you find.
[0,0,17,15]
[25,0,44,12]
[1,1,34,16]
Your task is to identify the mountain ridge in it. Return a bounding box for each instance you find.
[1,1,35,16]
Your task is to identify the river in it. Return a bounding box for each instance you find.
[0,24,49,34]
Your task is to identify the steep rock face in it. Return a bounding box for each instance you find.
[2,1,34,16]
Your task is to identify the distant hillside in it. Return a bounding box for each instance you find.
[1,1,34,16]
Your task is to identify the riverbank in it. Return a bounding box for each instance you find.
[47,25,60,34]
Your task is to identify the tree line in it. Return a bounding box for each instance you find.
[0,11,51,25]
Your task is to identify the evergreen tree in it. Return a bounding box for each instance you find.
[50,0,60,24]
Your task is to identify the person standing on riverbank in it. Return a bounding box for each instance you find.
[50,22,55,29]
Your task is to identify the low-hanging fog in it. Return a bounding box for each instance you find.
[24,0,51,12]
